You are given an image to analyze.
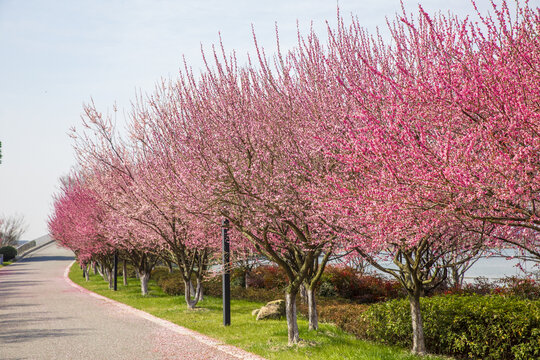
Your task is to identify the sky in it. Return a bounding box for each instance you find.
[0,0,497,241]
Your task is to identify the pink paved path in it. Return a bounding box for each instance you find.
[0,242,265,360]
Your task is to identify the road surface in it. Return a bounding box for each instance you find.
[0,242,263,360]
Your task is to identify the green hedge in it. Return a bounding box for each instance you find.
[359,295,539,359]
[0,246,17,261]
[150,269,185,295]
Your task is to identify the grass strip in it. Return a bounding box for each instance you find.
[0,261,13,269]
[69,263,449,360]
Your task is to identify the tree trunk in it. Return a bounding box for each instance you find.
[451,267,463,289]
[299,283,308,305]
[307,287,318,330]
[184,280,198,309]
[244,270,248,289]
[409,293,426,355]
[285,291,300,345]
[123,259,128,286]
[93,262,97,275]
[167,261,173,273]
[107,269,114,289]
[97,263,106,280]
[139,270,150,296]
[195,279,204,302]
[85,264,90,282]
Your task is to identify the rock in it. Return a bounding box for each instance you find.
[251,309,260,316]
[256,299,285,320]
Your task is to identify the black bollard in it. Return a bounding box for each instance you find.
[222,219,231,326]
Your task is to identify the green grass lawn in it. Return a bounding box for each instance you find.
[0,261,13,268]
[69,263,449,360]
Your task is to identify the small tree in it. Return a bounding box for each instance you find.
[0,215,27,247]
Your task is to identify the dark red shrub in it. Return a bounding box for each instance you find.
[246,265,287,289]
[319,265,403,303]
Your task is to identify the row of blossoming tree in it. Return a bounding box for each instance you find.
[49,1,539,354]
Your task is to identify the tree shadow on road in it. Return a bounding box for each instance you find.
[0,312,73,328]
[22,255,74,263]
[0,327,89,344]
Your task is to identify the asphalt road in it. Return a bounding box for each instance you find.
[0,242,263,360]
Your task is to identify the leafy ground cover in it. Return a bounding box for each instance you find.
[0,261,13,269]
[69,263,448,360]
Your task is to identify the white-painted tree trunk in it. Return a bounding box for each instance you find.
[409,294,426,355]
[107,269,114,289]
[97,263,105,281]
[285,292,300,345]
[195,279,204,302]
[184,280,198,309]
[139,271,150,296]
[307,287,318,330]
[85,264,90,281]
[122,260,128,286]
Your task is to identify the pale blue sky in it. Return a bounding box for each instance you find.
[0,0,494,240]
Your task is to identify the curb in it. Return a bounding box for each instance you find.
[64,261,266,360]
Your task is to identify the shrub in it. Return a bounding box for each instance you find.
[119,263,138,278]
[230,267,248,287]
[202,275,222,296]
[439,276,540,300]
[247,265,287,290]
[359,295,540,359]
[317,303,369,336]
[0,246,17,261]
[159,272,185,296]
[151,267,171,285]
[319,266,403,303]
[151,269,192,296]
[499,276,540,300]
[460,276,498,295]
[318,280,337,297]
[203,274,283,303]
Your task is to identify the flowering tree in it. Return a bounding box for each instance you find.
[125,37,345,341]
[75,98,220,305]
[314,0,539,354]
[49,176,115,284]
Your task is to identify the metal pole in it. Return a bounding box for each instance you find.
[113,250,118,291]
[222,219,231,326]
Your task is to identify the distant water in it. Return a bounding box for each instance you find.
[465,252,538,282]
[372,250,538,284]
[333,249,538,284]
